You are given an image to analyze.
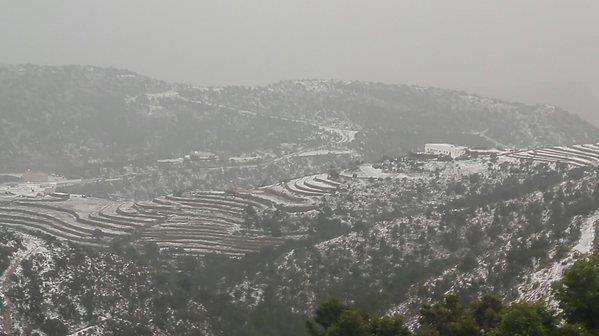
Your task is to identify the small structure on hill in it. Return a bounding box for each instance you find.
[424,143,468,158]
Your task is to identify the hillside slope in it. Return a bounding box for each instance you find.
[0,65,319,173]
[1,65,598,172]
[206,157,599,334]
[184,80,599,157]
[4,156,598,335]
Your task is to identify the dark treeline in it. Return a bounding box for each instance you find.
[306,254,599,336]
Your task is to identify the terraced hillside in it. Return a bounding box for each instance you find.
[0,174,341,256]
[203,155,599,334]
[3,152,599,336]
[505,143,599,167]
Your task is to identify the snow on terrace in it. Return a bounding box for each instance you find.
[233,173,341,212]
[294,149,356,157]
[57,195,109,216]
[505,143,599,168]
[286,175,336,198]
[256,185,314,206]
[7,195,138,236]
[319,126,359,144]
[518,211,599,306]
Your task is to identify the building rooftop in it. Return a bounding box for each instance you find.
[425,143,467,149]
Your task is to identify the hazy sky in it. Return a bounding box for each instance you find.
[2,0,599,121]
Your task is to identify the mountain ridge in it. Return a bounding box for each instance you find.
[1,64,598,173]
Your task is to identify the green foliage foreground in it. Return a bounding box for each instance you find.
[307,254,599,336]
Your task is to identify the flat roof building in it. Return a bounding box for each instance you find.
[424,143,468,158]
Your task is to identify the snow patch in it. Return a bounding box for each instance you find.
[518,211,598,305]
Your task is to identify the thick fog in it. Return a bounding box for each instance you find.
[2,0,598,124]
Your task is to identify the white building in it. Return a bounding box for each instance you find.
[424,143,468,158]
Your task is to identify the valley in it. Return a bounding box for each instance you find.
[0,65,598,335]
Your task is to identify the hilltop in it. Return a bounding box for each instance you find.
[1,65,597,173]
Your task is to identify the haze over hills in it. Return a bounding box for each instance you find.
[1,64,599,335]
[2,1,599,335]
[477,81,599,127]
[0,64,598,174]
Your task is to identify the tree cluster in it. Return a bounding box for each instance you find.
[307,254,599,336]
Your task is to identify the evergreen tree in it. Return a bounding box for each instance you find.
[553,254,599,331]
[488,302,560,336]
[307,299,412,336]
[418,295,480,336]
[470,294,504,332]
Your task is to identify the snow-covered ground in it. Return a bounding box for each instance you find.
[0,234,47,333]
[518,211,598,305]
[142,88,361,148]
[319,126,359,144]
[0,177,97,198]
[294,149,356,157]
[0,183,54,197]
[342,164,423,179]
[422,159,488,181]
[505,144,599,168]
